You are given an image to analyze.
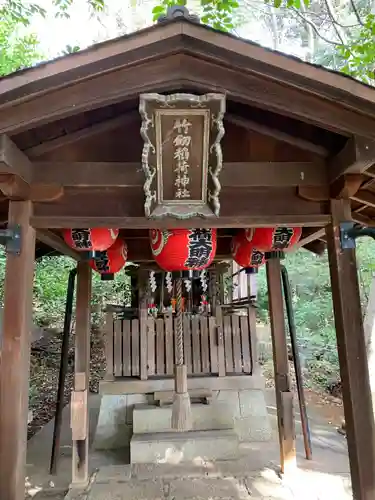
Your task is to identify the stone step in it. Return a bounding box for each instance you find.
[130,429,239,464]
[133,403,233,434]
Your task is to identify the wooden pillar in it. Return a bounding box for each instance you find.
[326,199,375,500]
[266,257,296,474]
[138,270,148,380]
[71,261,92,487]
[210,270,217,315]
[0,201,35,500]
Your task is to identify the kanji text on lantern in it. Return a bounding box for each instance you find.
[185,229,213,268]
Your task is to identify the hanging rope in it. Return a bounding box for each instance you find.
[171,276,192,431]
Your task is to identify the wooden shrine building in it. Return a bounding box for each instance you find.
[0,5,375,500]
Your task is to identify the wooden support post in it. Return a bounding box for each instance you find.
[326,199,375,500]
[71,261,91,487]
[248,306,260,377]
[266,257,296,474]
[0,201,35,500]
[210,271,217,316]
[139,270,148,380]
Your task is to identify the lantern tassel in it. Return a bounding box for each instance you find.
[171,277,192,432]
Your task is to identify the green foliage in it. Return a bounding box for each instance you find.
[30,255,132,328]
[338,13,375,84]
[265,0,310,9]
[257,239,375,390]
[152,0,239,32]
[62,44,81,55]
[1,0,104,26]
[0,15,42,76]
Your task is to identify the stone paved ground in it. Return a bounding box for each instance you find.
[27,393,351,500]
[63,431,351,500]
[64,461,351,500]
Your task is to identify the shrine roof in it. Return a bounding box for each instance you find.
[1,6,375,258]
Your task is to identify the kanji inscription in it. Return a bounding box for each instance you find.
[71,229,92,249]
[185,229,214,268]
[139,93,226,219]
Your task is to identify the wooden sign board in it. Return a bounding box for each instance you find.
[139,93,226,219]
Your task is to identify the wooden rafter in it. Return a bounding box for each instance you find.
[295,228,326,249]
[352,190,375,210]
[26,112,138,158]
[352,212,375,226]
[31,161,327,187]
[225,114,328,156]
[36,229,81,261]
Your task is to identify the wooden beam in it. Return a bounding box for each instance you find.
[225,114,328,156]
[31,186,328,227]
[26,112,138,158]
[329,136,375,182]
[72,261,92,487]
[303,239,326,255]
[266,257,296,474]
[0,200,35,500]
[295,228,325,249]
[36,230,81,261]
[31,161,327,188]
[326,199,375,500]
[31,214,330,229]
[352,190,375,209]
[100,374,265,395]
[0,135,32,183]
[0,174,64,201]
[352,213,375,227]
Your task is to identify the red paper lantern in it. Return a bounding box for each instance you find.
[89,238,128,275]
[248,227,302,252]
[150,229,217,272]
[62,228,119,252]
[231,229,265,268]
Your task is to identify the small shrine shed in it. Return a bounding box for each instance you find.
[0,6,375,500]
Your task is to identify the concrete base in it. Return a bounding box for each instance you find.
[93,394,148,450]
[133,403,233,434]
[212,389,272,442]
[130,429,239,464]
[93,386,272,453]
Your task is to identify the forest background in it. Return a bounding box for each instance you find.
[1,0,375,397]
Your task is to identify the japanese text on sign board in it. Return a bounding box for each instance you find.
[173,118,192,200]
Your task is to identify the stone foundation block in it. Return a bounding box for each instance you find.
[133,403,233,434]
[130,429,239,464]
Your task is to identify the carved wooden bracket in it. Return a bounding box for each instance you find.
[297,174,363,202]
